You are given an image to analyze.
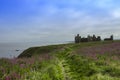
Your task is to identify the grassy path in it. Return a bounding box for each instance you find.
[54,45,120,80]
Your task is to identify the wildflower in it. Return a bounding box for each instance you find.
[20,64,25,68]
[5,76,11,80]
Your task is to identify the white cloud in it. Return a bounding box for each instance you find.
[111,9,120,18]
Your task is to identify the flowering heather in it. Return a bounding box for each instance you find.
[0,52,53,80]
[0,41,120,80]
[75,42,120,60]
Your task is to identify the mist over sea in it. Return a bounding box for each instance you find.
[0,41,68,58]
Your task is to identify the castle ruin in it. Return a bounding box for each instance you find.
[75,34,113,43]
[104,35,113,41]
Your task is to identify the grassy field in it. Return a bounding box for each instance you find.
[0,41,120,80]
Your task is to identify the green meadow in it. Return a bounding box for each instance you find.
[0,41,120,80]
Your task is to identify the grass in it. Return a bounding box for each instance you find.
[0,40,120,80]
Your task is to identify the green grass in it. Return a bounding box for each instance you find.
[18,44,66,58]
[0,40,120,80]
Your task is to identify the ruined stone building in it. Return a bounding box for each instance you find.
[75,34,113,43]
[75,34,101,43]
[104,35,113,41]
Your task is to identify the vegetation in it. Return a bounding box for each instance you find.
[0,40,120,80]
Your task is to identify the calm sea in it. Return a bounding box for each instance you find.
[0,41,67,58]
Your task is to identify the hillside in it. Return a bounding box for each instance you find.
[18,44,67,58]
[18,41,116,58]
[0,40,120,80]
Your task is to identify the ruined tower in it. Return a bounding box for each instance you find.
[110,35,113,40]
[75,34,81,43]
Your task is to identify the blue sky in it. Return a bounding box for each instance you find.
[0,0,120,43]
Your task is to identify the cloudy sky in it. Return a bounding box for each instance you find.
[0,0,120,43]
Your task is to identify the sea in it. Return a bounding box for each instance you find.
[0,41,68,58]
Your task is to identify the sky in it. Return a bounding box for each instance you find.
[0,0,120,43]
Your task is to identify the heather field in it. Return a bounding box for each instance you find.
[0,41,120,80]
